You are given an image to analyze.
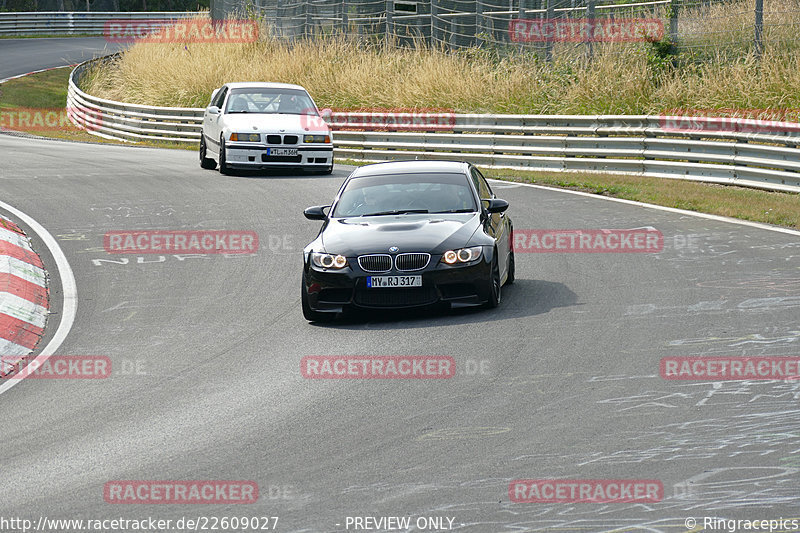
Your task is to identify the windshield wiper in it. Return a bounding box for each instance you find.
[227,110,250,114]
[359,209,429,216]
[431,208,475,213]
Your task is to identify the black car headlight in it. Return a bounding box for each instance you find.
[441,246,483,265]
[311,252,348,269]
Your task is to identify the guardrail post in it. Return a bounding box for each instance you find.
[584,0,595,61]
[386,0,394,41]
[754,0,763,58]
[544,0,554,62]
[211,0,225,21]
[431,0,439,47]
[449,13,458,49]
[305,0,312,38]
[474,0,483,46]
[341,0,349,33]
[669,0,678,46]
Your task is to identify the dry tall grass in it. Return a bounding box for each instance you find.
[83,0,800,114]
[679,0,800,53]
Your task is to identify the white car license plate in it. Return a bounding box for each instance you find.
[267,148,298,156]
[367,275,422,288]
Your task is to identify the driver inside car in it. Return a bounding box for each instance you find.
[228,95,250,113]
[349,186,392,216]
[278,95,301,114]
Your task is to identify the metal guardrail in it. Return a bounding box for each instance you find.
[67,58,800,193]
[0,11,199,36]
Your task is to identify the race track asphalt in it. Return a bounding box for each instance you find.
[1,41,799,532]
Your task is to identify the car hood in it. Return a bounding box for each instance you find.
[320,213,481,256]
[222,113,328,134]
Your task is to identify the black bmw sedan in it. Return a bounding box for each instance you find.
[301,160,514,322]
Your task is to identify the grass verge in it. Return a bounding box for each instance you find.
[0,67,188,149]
[483,168,800,230]
[83,0,800,116]
[336,160,800,230]
[3,70,797,231]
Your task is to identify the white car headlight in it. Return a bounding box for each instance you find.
[311,252,348,269]
[230,132,260,142]
[441,246,482,265]
[304,134,331,143]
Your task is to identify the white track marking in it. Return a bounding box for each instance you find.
[0,64,74,85]
[489,179,800,237]
[0,200,77,396]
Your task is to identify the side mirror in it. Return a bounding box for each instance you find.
[304,205,330,220]
[207,106,220,115]
[485,198,509,214]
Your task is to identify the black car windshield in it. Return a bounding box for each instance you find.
[225,88,318,115]
[332,172,478,217]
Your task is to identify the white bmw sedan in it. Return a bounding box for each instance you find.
[200,82,334,175]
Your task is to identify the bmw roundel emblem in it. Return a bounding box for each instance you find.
[389,246,399,253]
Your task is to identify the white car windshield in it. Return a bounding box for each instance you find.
[225,89,318,115]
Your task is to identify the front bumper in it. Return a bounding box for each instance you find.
[303,256,492,313]
[225,144,333,169]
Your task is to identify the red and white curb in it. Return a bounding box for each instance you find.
[0,216,49,376]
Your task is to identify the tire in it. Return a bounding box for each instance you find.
[199,136,216,169]
[505,248,515,285]
[483,254,502,309]
[219,136,231,175]
[301,271,336,322]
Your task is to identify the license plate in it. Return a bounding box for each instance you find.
[367,275,422,288]
[266,148,298,156]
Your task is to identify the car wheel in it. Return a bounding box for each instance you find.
[320,164,334,175]
[199,136,216,169]
[505,249,515,285]
[219,136,231,175]
[302,271,336,322]
[484,254,502,309]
